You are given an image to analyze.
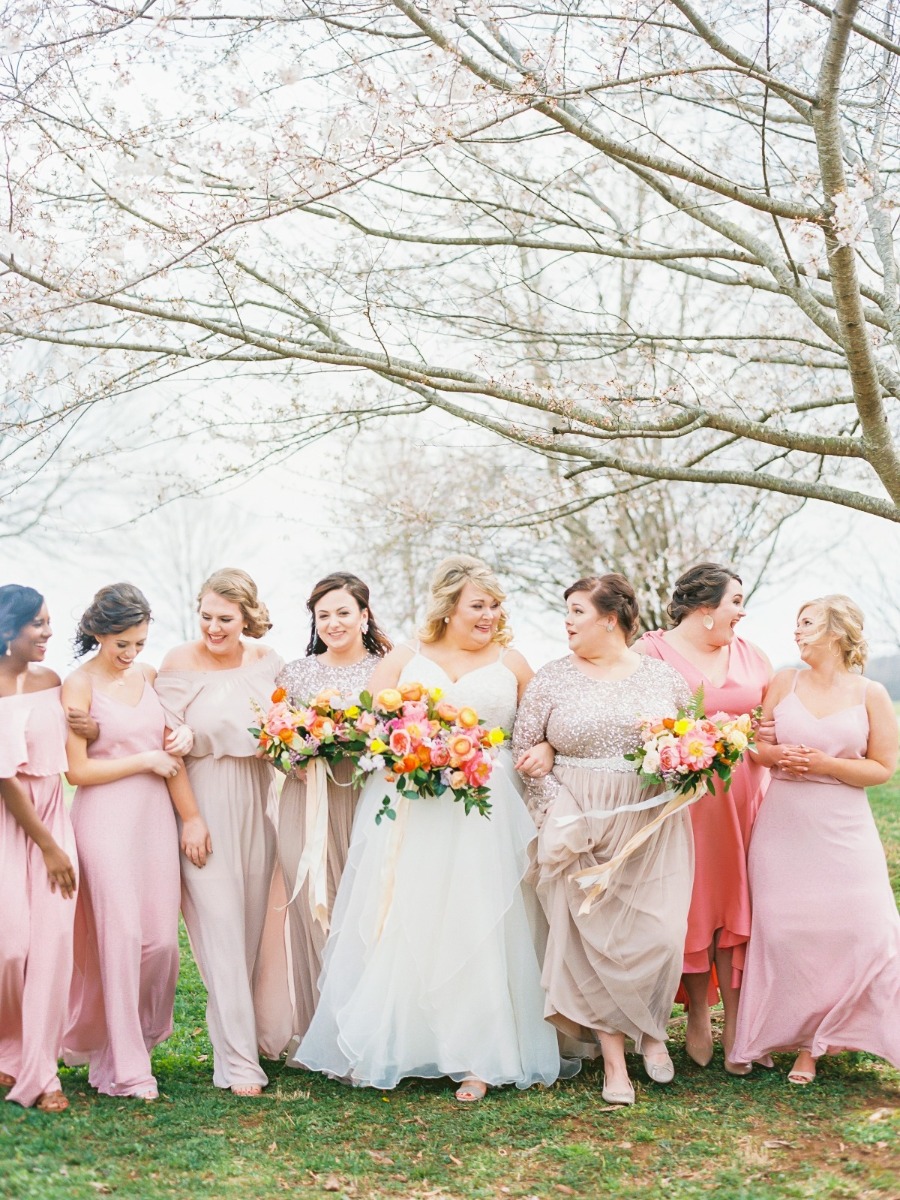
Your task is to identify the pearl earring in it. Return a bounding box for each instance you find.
[444,616,450,623]
[702,615,714,630]
[606,622,614,632]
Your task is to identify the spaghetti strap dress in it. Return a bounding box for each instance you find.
[732,675,900,1066]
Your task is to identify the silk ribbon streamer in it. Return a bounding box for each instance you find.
[555,787,688,824]
[569,783,704,915]
[283,757,331,933]
[374,793,411,941]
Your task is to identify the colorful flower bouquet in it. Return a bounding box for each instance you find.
[354,682,507,825]
[249,686,369,773]
[626,686,760,796]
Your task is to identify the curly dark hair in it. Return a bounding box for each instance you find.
[305,572,392,657]
[74,583,152,657]
[666,563,742,627]
[564,573,640,639]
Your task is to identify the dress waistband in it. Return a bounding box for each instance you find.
[555,754,633,773]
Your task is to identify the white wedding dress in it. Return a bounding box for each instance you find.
[292,648,570,1089]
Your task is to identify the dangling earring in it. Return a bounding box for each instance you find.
[702,614,714,630]
[361,620,369,635]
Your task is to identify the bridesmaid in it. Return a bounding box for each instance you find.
[513,574,694,1105]
[0,585,77,1113]
[732,595,900,1081]
[637,563,770,1072]
[154,568,286,1095]
[62,584,182,1100]
[277,573,392,1045]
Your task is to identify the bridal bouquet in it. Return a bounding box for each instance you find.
[249,686,369,772]
[626,686,760,796]
[353,683,507,824]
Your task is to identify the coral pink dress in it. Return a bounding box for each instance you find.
[639,633,769,993]
[732,674,900,1066]
[0,687,77,1108]
[64,683,181,1096]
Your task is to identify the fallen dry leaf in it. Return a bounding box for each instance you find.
[763,1140,793,1149]
[323,1177,341,1192]
[868,1107,895,1122]
[448,1154,462,1166]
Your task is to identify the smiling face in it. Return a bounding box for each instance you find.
[445,581,503,648]
[198,591,245,657]
[794,604,832,663]
[705,578,746,646]
[565,591,614,657]
[314,587,367,656]
[6,603,52,663]
[95,622,149,673]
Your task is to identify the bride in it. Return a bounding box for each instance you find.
[292,555,572,1100]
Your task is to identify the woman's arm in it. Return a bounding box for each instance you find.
[0,775,76,898]
[62,673,182,786]
[164,759,212,868]
[749,670,795,769]
[511,670,560,814]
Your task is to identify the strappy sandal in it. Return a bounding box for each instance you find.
[230,1084,263,1097]
[455,1078,488,1103]
[35,1090,69,1113]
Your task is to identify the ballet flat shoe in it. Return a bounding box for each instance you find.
[643,1052,675,1084]
[601,1075,635,1106]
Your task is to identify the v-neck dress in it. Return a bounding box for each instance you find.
[64,682,180,1096]
[639,632,769,994]
[732,675,900,1066]
[0,686,76,1108]
[293,649,572,1089]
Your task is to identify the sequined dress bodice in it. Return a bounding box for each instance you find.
[277,654,379,705]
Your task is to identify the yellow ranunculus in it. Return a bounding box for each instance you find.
[673,718,692,736]
[344,705,360,719]
[429,686,443,701]
[487,727,505,746]
[369,738,388,755]
[375,688,403,712]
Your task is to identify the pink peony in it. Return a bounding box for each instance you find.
[264,703,293,736]
[356,711,377,733]
[679,731,717,770]
[658,743,681,773]
[430,743,451,768]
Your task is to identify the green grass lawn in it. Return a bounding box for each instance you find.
[2,789,898,1200]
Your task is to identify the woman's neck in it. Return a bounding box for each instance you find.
[318,644,367,667]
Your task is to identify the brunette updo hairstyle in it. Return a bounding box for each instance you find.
[564,573,640,639]
[74,583,152,657]
[419,555,512,646]
[0,584,44,655]
[666,562,742,627]
[197,568,272,638]
[305,572,392,657]
[800,594,868,673]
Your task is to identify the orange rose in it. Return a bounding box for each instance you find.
[398,753,420,774]
[663,718,675,730]
[278,727,295,742]
[449,770,467,789]
[310,716,336,740]
[448,734,476,764]
[417,744,432,767]
[314,687,343,710]
[399,681,424,703]
[436,701,459,723]
[375,688,403,713]
[271,687,287,704]
[457,707,479,729]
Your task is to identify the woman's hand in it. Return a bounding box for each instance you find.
[144,751,182,779]
[165,724,194,756]
[181,815,212,868]
[777,744,832,777]
[755,717,776,745]
[515,741,555,779]
[42,843,76,898]
[66,707,99,743]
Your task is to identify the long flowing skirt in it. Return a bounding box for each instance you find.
[293,754,568,1089]
[733,778,900,1066]
[535,765,694,1051]
[64,776,180,1096]
[1,775,77,1107]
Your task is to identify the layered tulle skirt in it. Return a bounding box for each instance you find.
[292,753,570,1089]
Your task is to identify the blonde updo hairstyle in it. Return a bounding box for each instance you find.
[419,555,512,646]
[197,568,272,639]
[799,594,867,672]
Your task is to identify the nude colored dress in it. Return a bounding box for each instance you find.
[295,650,572,1089]
[639,632,769,992]
[276,654,378,1042]
[155,650,287,1089]
[513,656,694,1050]
[0,687,76,1108]
[64,683,180,1096]
[732,674,900,1067]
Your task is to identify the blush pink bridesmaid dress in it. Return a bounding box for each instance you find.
[638,633,769,997]
[0,687,76,1108]
[732,673,900,1067]
[64,682,181,1097]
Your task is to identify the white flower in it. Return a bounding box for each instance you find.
[642,748,661,775]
